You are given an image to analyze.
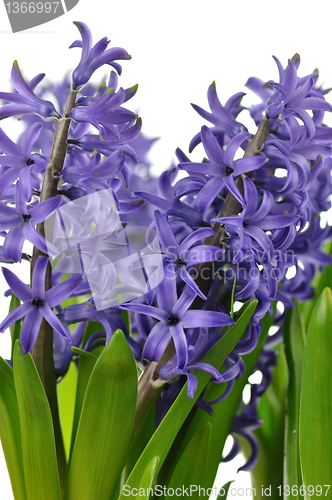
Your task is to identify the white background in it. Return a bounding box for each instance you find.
[0,0,332,498]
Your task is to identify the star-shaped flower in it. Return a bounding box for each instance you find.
[0,256,81,353]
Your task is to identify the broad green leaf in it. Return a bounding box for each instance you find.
[13,342,61,500]
[69,321,105,457]
[248,345,286,499]
[283,302,306,496]
[118,300,257,500]
[65,329,138,500]
[125,401,156,478]
[174,304,275,497]
[218,481,234,499]
[57,361,78,459]
[302,240,332,327]
[9,293,21,360]
[0,356,26,500]
[299,288,332,496]
[167,423,212,498]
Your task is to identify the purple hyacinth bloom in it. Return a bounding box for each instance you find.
[0,256,82,353]
[153,210,224,299]
[0,123,48,203]
[119,268,234,369]
[189,81,246,152]
[0,61,60,120]
[211,177,299,263]
[0,197,61,263]
[70,22,131,89]
[179,127,267,212]
[159,327,229,398]
[69,88,137,133]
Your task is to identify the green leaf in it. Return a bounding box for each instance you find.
[0,356,26,500]
[218,481,234,499]
[9,293,21,360]
[118,300,257,499]
[65,330,138,500]
[168,423,212,498]
[13,342,61,500]
[57,361,78,460]
[69,321,104,457]
[283,302,306,495]
[302,240,332,327]
[249,345,286,499]
[299,288,332,494]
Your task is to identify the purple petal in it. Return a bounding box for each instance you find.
[154,210,179,255]
[23,222,50,255]
[245,225,274,257]
[224,131,250,165]
[30,196,62,224]
[11,61,39,102]
[19,308,43,354]
[182,310,234,329]
[45,276,82,308]
[3,226,26,262]
[21,123,43,157]
[201,126,224,164]
[1,267,32,302]
[0,301,34,332]
[156,263,178,313]
[186,245,224,266]
[179,227,215,252]
[172,285,197,317]
[233,155,267,175]
[224,175,245,206]
[40,303,72,341]
[196,177,225,213]
[142,322,171,361]
[119,302,167,322]
[179,267,206,300]
[31,256,49,299]
[186,373,198,399]
[170,323,187,369]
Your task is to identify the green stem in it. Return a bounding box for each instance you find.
[128,362,166,452]
[31,87,77,497]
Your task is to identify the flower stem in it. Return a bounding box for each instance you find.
[128,362,167,454]
[31,87,77,497]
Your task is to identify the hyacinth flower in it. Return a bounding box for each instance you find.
[70,21,131,89]
[189,81,247,152]
[211,176,299,264]
[68,84,139,135]
[0,61,60,120]
[0,256,81,353]
[0,196,61,263]
[0,123,48,203]
[119,267,234,369]
[153,209,224,298]
[179,126,267,212]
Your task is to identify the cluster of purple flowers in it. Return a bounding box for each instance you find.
[0,24,331,472]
